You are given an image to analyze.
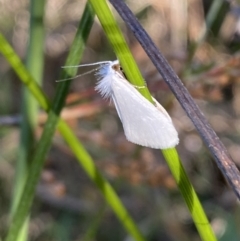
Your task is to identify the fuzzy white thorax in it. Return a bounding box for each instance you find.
[95,60,121,99]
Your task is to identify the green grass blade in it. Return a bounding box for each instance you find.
[0,37,49,111]
[88,1,217,241]
[11,1,46,241]
[162,149,217,241]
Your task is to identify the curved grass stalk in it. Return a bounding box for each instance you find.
[89,0,217,240]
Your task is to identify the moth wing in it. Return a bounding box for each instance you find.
[111,76,179,149]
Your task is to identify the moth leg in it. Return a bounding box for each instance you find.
[133,84,146,89]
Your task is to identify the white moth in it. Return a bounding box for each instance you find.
[61,60,179,149]
[94,60,179,149]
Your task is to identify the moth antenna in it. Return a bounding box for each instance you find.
[56,61,114,82]
[61,61,112,68]
[56,66,104,82]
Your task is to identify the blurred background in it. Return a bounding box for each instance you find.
[1,0,240,240]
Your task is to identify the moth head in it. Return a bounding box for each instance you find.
[112,63,127,79]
